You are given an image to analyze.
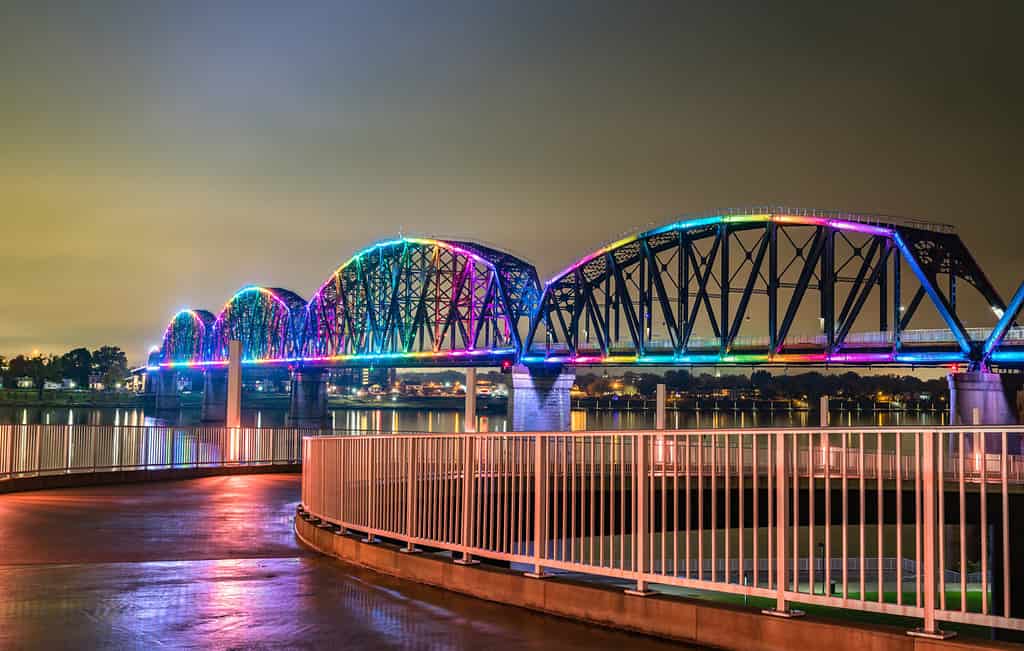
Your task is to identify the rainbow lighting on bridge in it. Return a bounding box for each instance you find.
[151,209,1024,372]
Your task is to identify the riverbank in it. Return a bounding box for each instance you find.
[0,389,145,408]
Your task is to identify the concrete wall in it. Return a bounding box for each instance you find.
[0,464,299,494]
[295,516,1000,651]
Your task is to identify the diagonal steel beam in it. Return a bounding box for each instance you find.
[776,228,826,353]
[983,280,1024,362]
[833,244,892,352]
[726,231,769,350]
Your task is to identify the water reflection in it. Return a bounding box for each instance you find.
[0,404,948,431]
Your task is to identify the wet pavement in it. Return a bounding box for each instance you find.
[0,474,693,649]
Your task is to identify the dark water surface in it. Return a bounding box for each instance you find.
[0,474,693,649]
[0,404,947,431]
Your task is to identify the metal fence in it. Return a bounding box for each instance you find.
[301,427,1024,635]
[0,424,302,479]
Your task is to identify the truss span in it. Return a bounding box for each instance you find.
[524,209,1008,367]
[156,309,215,366]
[148,212,1021,370]
[301,237,540,367]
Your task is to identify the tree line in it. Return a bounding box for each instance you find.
[0,346,129,393]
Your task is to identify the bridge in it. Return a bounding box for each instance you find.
[147,209,1024,429]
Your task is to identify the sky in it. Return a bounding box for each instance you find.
[1,1,1022,365]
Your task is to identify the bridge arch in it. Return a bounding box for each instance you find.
[156,309,215,366]
[301,237,540,366]
[524,208,1006,366]
[208,286,306,364]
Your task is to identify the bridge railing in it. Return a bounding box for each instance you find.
[532,327,1024,357]
[0,424,303,480]
[302,427,1024,635]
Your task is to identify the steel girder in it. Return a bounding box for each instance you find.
[157,309,215,365]
[985,281,1024,366]
[524,210,1004,367]
[207,286,307,363]
[300,237,539,366]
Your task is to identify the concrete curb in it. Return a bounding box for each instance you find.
[295,515,1015,651]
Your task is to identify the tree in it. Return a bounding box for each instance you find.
[92,346,128,389]
[6,354,62,396]
[751,370,774,395]
[60,348,92,388]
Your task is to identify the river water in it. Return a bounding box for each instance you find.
[0,405,947,430]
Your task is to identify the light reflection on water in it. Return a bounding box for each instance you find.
[0,405,947,431]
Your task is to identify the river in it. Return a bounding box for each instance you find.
[0,405,948,430]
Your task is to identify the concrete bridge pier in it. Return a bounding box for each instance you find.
[153,369,179,410]
[508,365,575,432]
[289,368,328,426]
[947,371,1021,454]
[201,370,228,422]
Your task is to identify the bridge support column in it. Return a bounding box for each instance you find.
[464,368,477,432]
[201,370,228,422]
[290,368,327,426]
[1018,388,1024,425]
[226,340,242,428]
[947,371,1020,453]
[655,384,666,430]
[508,365,575,432]
[154,370,179,410]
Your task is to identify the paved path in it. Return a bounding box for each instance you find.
[0,474,693,649]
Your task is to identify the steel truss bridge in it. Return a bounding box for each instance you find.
[151,209,1024,372]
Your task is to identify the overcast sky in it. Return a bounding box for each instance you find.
[1,1,1021,363]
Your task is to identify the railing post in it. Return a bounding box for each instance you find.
[33,427,41,477]
[455,433,480,565]
[526,433,549,578]
[764,431,803,618]
[5,426,15,479]
[361,437,378,544]
[909,430,955,639]
[402,437,421,553]
[626,432,653,596]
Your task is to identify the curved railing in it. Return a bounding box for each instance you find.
[0,424,302,481]
[301,427,1024,635]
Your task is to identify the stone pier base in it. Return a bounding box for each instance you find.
[290,368,328,425]
[154,370,179,410]
[201,370,228,422]
[947,371,1020,454]
[508,365,575,432]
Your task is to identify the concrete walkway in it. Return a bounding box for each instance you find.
[0,474,693,649]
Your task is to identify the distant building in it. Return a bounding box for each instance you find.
[16,376,34,389]
[122,374,145,393]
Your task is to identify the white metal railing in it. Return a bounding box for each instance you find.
[301,427,1024,635]
[0,424,303,480]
